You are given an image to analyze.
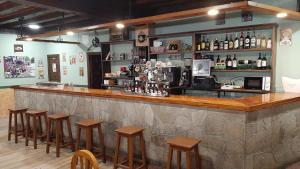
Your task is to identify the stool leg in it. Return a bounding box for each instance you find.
[20,112,25,137]
[194,146,201,169]
[46,119,52,154]
[60,121,65,145]
[43,113,48,141]
[86,128,92,151]
[56,120,61,157]
[177,150,181,169]
[38,116,43,138]
[140,134,147,168]
[76,126,81,151]
[33,115,38,149]
[25,114,30,146]
[128,136,134,169]
[14,112,18,143]
[66,118,75,151]
[113,134,121,169]
[8,112,12,141]
[186,151,191,169]
[166,145,173,169]
[97,125,106,163]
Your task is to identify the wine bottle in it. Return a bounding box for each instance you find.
[244,32,251,49]
[227,55,232,69]
[229,34,234,50]
[210,39,214,51]
[261,35,267,48]
[224,34,229,50]
[205,38,210,51]
[262,54,267,69]
[232,54,237,69]
[239,32,244,49]
[214,38,219,50]
[210,55,215,69]
[219,37,224,50]
[201,36,206,50]
[267,37,272,49]
[234,33,239,49]
[238,60,254,65]
[225,55,229,67]
[217,55,220,63]
[256,33,261,48]
[257,53,262,69]
[197,38,201,51]
[251,31,256,48]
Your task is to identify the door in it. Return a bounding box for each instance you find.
[47,54,61,82]
[87,53,102,89]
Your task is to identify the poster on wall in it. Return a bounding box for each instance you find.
[63,66,68,75]
[79,67,84,77]
[79,52,84,62]
[4,56,35,78]
[280,28,292,46]
[37,60,44,79]
[62,52,67,62]
[69,56,76,65]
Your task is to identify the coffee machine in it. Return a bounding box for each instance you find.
[161,67,181,94]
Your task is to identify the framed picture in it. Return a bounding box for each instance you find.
[14,44,23,52]
[280,28,292,46]
[4,56,35,78]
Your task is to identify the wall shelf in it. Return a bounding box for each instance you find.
[102,59,133,62]
[149,51,193,55]
[194,48,272,54]
[100,40,135,45]
[211,69,272,73]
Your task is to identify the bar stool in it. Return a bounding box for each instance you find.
[166,136,201,169]
[75,119,106,162]
[8,108,28,143]
[25,110,48,149]
[46,113,75,157]
[113,125,147,169]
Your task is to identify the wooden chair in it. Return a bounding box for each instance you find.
[71,150,100,169]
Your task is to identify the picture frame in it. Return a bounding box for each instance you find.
[14,44,23,52]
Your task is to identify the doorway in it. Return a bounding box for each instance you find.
[47,54,61,82]
[87,52,103,89]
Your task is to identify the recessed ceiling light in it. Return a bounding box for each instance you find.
[276,12,288,18]
[28,24,40,30]
[208,9,219,16]
[66,31,74,35]
[26,38,33,41]
[116,23,125,29]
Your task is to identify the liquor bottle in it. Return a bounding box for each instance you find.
[229,34,234,50]
[251,31,256,48]
[257,53,262,69]
[244,32,251,49]
[201,36,206,50]
[210,39,214,51]
[261,35,267,48]
[238,60,254,65]
[227,55,232,69]
[217,55,220,63]
[232,54,237,69]
[256,33,261,48]
[262,54,267,69]
[267,37,272,49]
[205,38,210,51]
[197,38,201,51]
[234,33,239,49]
[214,38,219,50]
[225,55,229,67]
[219,37,224,50]
[210,55,215,69]
[239,32,244,49]
[224,34,229,50]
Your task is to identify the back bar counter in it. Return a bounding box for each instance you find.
[14,85,300,169]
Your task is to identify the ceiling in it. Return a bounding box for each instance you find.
[0,0,244,35]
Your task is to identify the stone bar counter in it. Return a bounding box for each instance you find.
[14,85,300,169]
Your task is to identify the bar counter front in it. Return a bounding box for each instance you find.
[14,85,300,169]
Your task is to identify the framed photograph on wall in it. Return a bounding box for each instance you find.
[14,44,23,52]
[3,56,35,78]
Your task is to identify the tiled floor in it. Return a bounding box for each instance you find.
[0,88,15,118]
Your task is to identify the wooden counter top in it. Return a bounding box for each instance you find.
[14,85,300,112]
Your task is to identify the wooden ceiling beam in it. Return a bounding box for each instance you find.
[39,15,89,28]
[0,1,20,11]
[0,6,44,22]
[17,1,300,40]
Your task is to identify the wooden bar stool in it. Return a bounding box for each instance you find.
[113,126,147,169]
[25,110,48,149]
[75,119,106,162]
[8,108,28,143]
[166,136,201,169]
[46,113,75,157]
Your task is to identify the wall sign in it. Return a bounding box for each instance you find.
[4,56,35,78]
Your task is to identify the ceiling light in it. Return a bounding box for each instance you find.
[208,9,219,16]
[28,24,40,30]
[26,38,33,41]
[116,23,125,29]
[276,12,287,18]
[66,31,74,35]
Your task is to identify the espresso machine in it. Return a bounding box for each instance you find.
[161,67,181,94]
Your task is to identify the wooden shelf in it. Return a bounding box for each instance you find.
[102,84,125,88]
[101,40,134,45]
[194,48,272,54]
[211,69,272,73]
[150,51,193,55]
[104,76,134,80]
[102,59,133,62]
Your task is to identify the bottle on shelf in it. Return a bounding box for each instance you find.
[238,60,255,65]
[214,38,219,50]
[244,32,251,49]
[229,34,234,50]
[256,33,261,48]
[224,34,229,50]
[210,55,215,69]
[210,39,214,51]
[262,53,267,69]
[217,55,221,63]
[219,37,224,50]
[267,37,272,49]
[239,32,244,49]
[251,30,257,48]
[232,54,237,69]
[227,55,232,69]
[225,55,229,66]
[261,35,267,48]
[257,53,262,69]
[205,37,210,51]
[197,38,201,51]
[201,36,206,50]
[234,33,239,49]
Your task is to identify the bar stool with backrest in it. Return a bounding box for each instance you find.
[71,150,100,169]
[166,136,201,169]
[113,125,147,169]
[75,119,106,162]
[25,110,48,149]
[46,113,75,157]
[8,108,28,143]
